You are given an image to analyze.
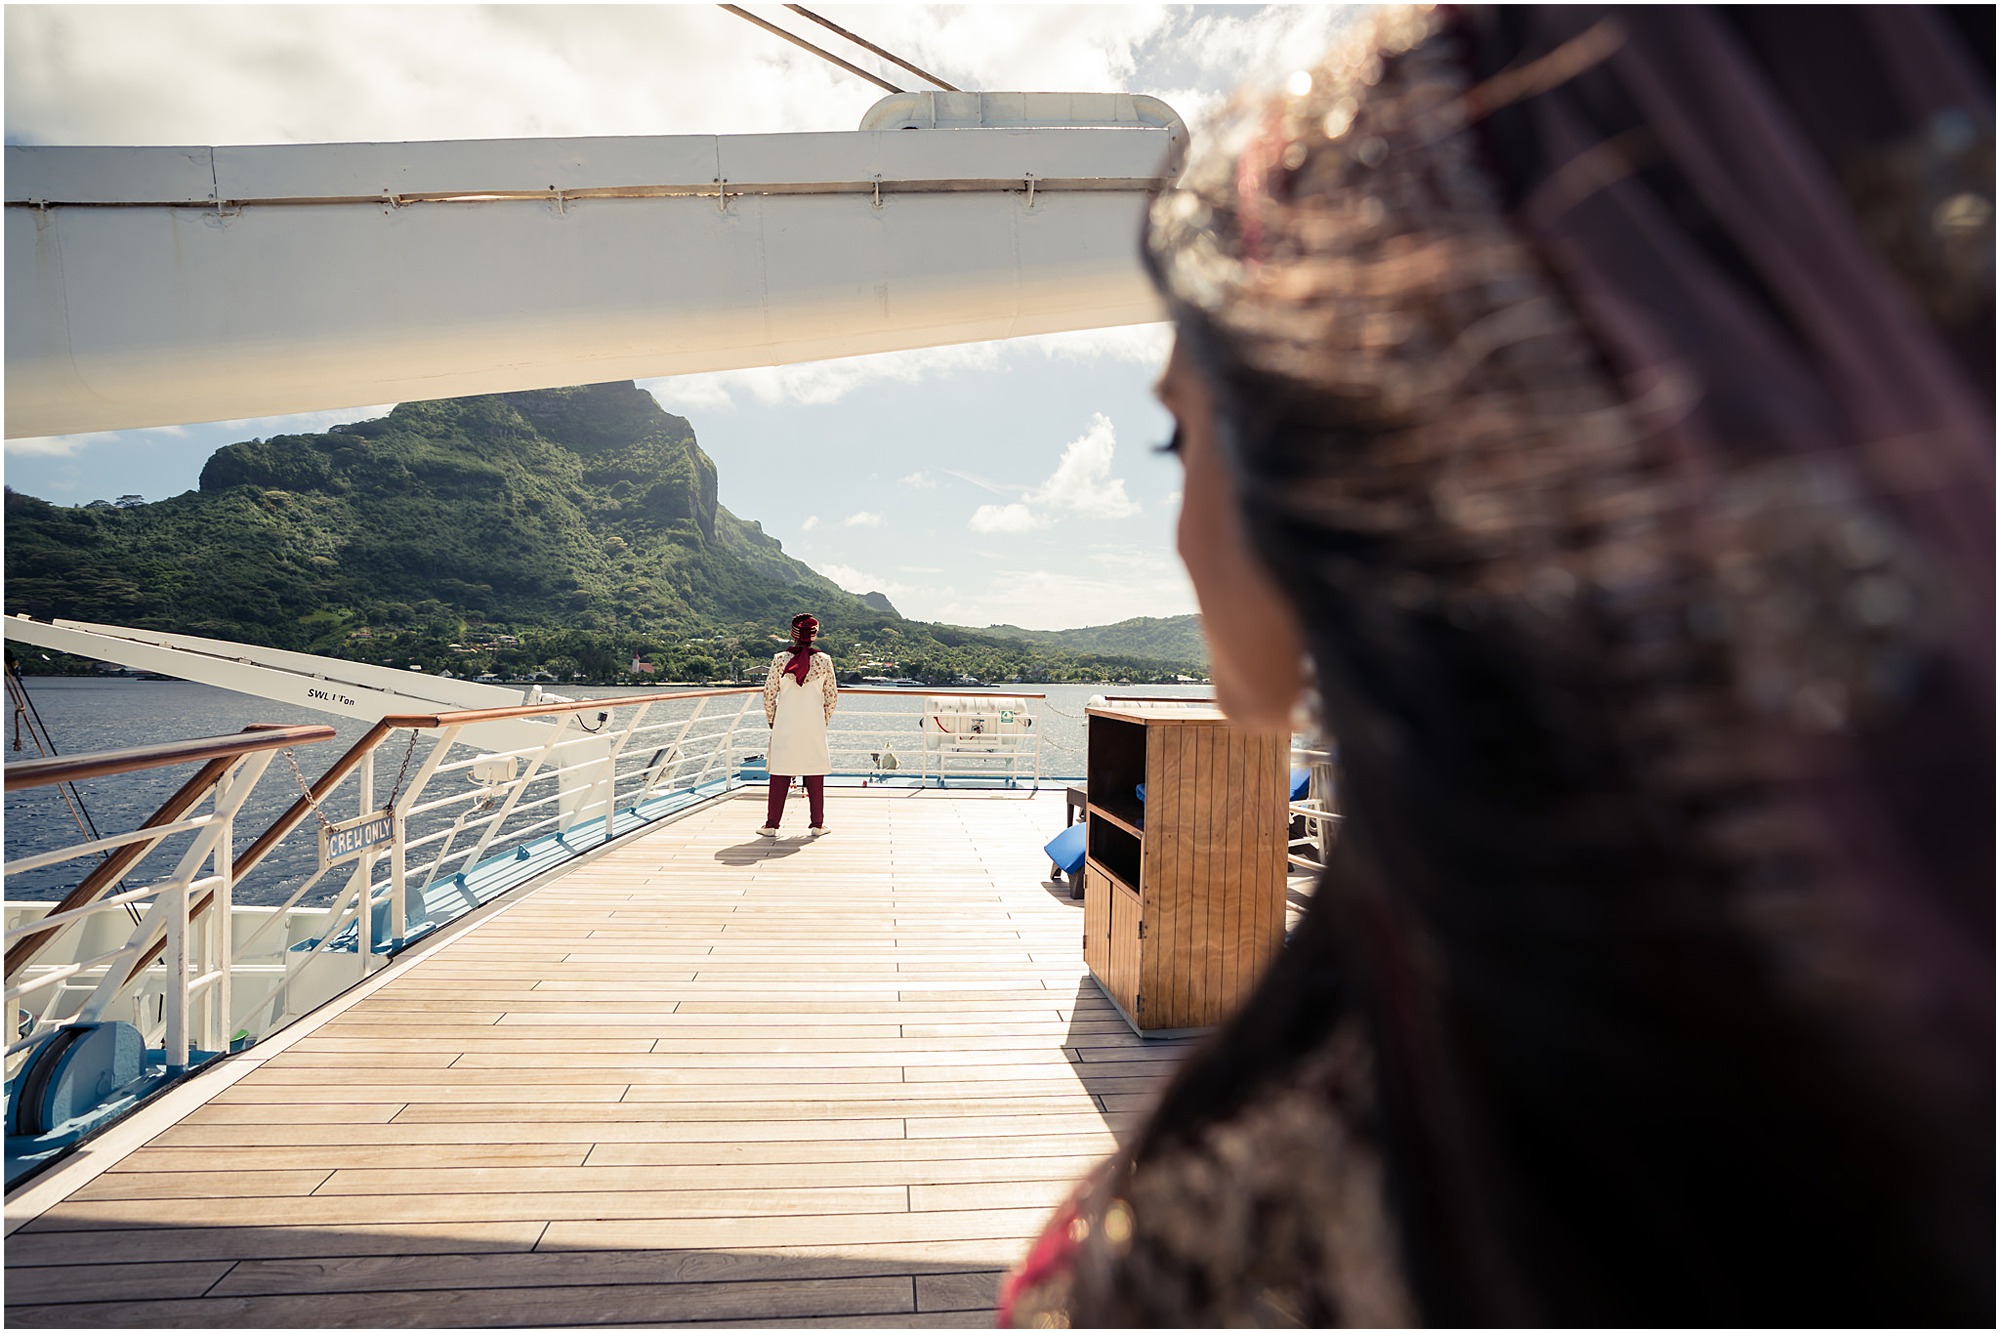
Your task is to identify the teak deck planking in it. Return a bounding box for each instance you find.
[4,789,1229,1329]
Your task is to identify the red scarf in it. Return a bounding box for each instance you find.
[783,614,819,684]
[783,639,814,685]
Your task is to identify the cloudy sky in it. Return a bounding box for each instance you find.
[4,4,1353,630]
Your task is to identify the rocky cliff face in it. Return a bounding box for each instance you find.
[17,381,885,649]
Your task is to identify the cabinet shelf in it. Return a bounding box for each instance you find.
[1085,813,1141,893]
[1084,857,1138,898]
[1088,800,1143,840]
[1080,704,1289,1037]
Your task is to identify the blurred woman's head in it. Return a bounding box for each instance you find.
[1110,5,1991,1324]
[1158,339,1305,728]
[789,613,818,648]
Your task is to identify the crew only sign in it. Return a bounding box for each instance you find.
[320,809,395,870]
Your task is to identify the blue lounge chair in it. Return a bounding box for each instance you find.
[1044,822,1087,877]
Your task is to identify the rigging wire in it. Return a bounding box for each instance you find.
[781,5,962,93]
[717,5,905,95]
[6,653,104,845]
[5,652,145,925]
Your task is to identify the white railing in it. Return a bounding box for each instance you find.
[821,688,1044,787]
[1287,741,1342,873]
[4,685,1059,1106]
[4,725,336,1079]
[1,684,1064,1179]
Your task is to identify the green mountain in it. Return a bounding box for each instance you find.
[965,615,1208,666]
[4,383,1207,686]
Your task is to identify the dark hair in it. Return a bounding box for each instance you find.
[1048,7,1994,1327]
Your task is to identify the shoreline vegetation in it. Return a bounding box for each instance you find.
[4,383,1209,687]
[14,652,1208,690]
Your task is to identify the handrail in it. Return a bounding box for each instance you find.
[841,687,1048,698]
[3,723,335,791]
[374,684,1049,731]
[4,685,1071,1119]
[93,721,401,984]
[7,753,234,980]
[381,687,755,730]
[6,737,302,1085]
[230,721,394,882]
[7,725,337,985]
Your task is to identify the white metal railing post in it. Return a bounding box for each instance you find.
[388,724,462,935]
[382,836,398,948]
[354,856,373,974]
[444,722,563,885]
[320,858,368,958]
[348,732,375,970]
[720,694,753,792]
[389,834,407,952]
[919,700,933,787]
[360,744,399,954]
[1034,700,1043,790]
[164,877,189,1072]
[354,733,381,966]
[598,701,653,838]
[210,766,236,1054]
[646,697,709,797]
[689,693,756,793]
[71,752,281,1026]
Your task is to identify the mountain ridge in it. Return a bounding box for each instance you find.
[5,383,1207,684]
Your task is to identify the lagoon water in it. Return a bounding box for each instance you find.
[3,676,1211,904]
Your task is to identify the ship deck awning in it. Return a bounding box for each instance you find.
[4,788,1243,1328]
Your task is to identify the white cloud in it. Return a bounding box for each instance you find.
[5,403,394,459]
[817,561,931,608]
[900,471,938,490]
[645,376,734,415]
[1,6,1353,176]
[800,515,820,531]
[5,429,134,459]
[942,469,1009,496]
[969,503,1045,534]
[818,562,883,596]
[919,563,1198,631]
[843,511,885,528]
[1022,323,1174,368]
[815,542,1194,630]
[1028,414,1139,518]
[3,7,894,146]
[1176,6,1360,98]
[645,326,1176,416]
[963,413,1140,532]
[645,341,1006,412]
[1088,543,1184,583]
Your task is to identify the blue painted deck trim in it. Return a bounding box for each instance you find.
[5,1051,208,1189]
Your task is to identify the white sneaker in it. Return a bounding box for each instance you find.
[757,826,778,837]
[808,825,830,838]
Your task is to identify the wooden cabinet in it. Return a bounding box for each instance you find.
[1081,704,1289,1035]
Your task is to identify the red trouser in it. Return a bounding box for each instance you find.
[766,774,825,828]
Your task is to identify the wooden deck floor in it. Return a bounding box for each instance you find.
[5,789,1201,1328]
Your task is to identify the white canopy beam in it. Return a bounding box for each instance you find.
[4,93,1185,438]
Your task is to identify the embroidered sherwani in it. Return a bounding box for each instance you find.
[762,650,837,775]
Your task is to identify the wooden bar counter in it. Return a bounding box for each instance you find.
[1081,704,1288,1036]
